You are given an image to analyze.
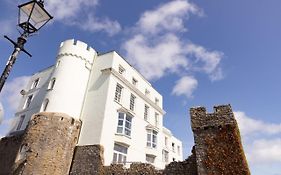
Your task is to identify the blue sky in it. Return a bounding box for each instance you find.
[0,0,281,174]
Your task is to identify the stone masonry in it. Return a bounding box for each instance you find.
[0,112,81,175]
[190,104,250,175]
[0,105,250,174]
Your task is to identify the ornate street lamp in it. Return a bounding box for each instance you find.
[0,0,53,92]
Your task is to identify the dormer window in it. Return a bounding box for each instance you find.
[118,65,125,75]
[145,89,150,96]
[155,98,159,105]
[132,78,138,86]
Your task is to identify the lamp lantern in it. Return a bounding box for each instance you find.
[18,0,53,34]
[0,0,53,92]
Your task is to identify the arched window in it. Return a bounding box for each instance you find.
[41,99,49,112]
[48,78,56,90]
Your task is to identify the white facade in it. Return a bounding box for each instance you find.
[11,39,183,169]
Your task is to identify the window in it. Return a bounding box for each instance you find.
[16,115,25,130]
[41,99,49,112]
[113,143,128,164]
[144,104,149,121]
[116,113,132,137]
[31,78,39,89]
[146,154,155,164]
[165,137,168,147]
[118,65,125,74]
[155,113,159,127]
[162,150,169,163]
[155,98,159,105]
[56,60,60,67]
[48,78,56,90]
[172,143,175,152]
[23,95,33,109]
[129,94,136,111]
[147,129,157,148]
[145,89,150,96]
[114,83,123,103]
[177,146,181,155]
[132,78,137,86]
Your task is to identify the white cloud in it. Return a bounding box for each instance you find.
[246,139,281,163]
[122,0,223,99]
[0,75,30,111]
[235,111,281,136]
[137,0,202,34]
[186,43,224,81]
[0,103,3,124]
[46,0,98,20]
[124,34,188,80]
[234,111,281,166]
[77,15,121,36]
[172,76,198,98]
[45,0,121,35]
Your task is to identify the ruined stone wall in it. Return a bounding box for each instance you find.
[163,146,197,175]
[190,105,250,175]
[0,133,24,175]
[103,163,162,175]
[12,112,81,175]
[70,145,104,175]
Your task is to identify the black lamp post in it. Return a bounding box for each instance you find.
[0,0,53,92]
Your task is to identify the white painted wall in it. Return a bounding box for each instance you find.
[12,39,183,169]
[11,66,54,132]
[43,39,96,119]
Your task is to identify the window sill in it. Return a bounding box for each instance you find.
[114,133,132,146]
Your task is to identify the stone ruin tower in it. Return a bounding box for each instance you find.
[190,104,250,175]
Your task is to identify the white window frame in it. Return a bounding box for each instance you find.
[118,65,125,75]
[48,78,56,90]
[114,83,123,103]
[113,143,128,164]
[41,98,49,112]
[129,94,136,111]
[144,104,149,121]
[146,154,155,164]
[31,78,39,89]
[172,142,175,152]
[16,115,25,130]
[147,129,157,148]
[177,146,181,156]
[165,137,168,147]
[23,94,33,109]
[162,150,169,163]
[132,78,137,86]
[155,112,159,127]
[155,98,159,106]
[116,112,132,137]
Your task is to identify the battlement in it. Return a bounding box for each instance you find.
[57,39,96,63]
[190,104,236,131]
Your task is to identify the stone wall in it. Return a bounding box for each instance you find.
[0,133,24,175]
[0,105,250,175]
[70,145,104,175]
[0,112,82,175]
[190,104,250,175]
[163,146,197,175]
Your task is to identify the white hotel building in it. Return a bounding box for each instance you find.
[10,39,183,169]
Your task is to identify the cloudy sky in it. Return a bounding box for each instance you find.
[0,0,281,174]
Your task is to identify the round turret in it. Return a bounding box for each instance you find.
[43,39,97,119]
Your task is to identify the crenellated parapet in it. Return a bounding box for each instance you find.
[190,104,236,131]
[190,104,250,175]
[56,39,96,70]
